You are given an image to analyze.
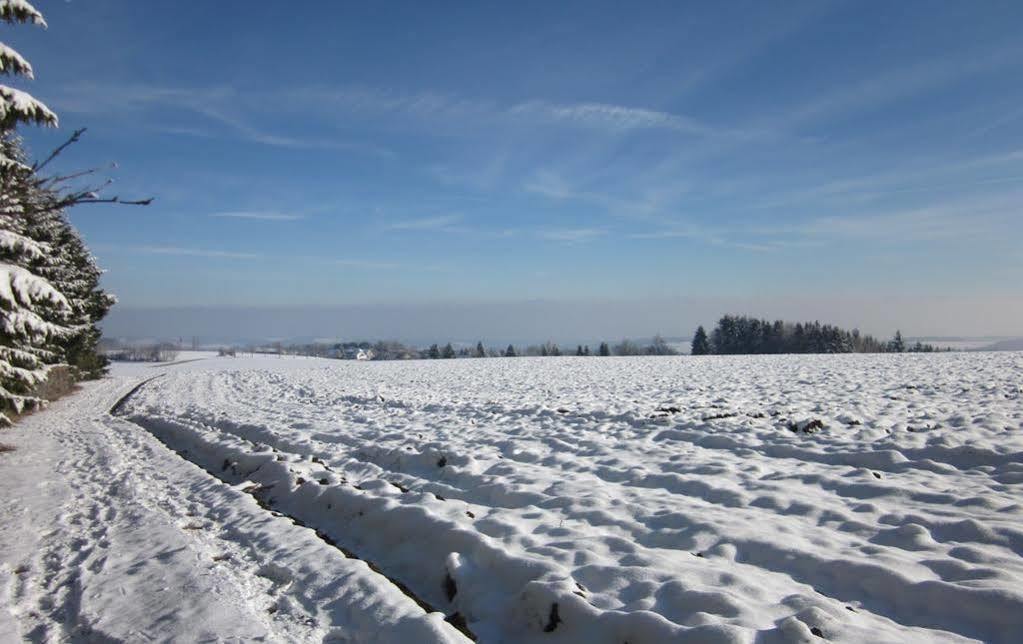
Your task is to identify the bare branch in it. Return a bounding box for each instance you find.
[32,127,85,172]
[77,196,154,206]
[24,127,153,209]
[36,166,105,187]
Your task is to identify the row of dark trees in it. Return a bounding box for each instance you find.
[416,335,679,359]
[691,315,942,355]
[273,335,683,361]
[273,320,945,363]
[106,344,179,363]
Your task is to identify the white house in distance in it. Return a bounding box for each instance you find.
[327,343,376,361]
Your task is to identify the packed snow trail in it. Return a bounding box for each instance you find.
[114,352,1023,643]
[0,356,468,643]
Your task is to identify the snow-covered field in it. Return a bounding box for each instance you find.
[3,352,1023,643]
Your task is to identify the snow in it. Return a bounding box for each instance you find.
[0,42,33,78]
[0,357,466,643]
[0,230,48,261]
[0,263,67,309]
[0,0,46,28]
[3,351,1023,642]
[0,263,70,342]
[0,84,56,127]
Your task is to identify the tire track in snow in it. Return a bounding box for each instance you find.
[112,376,477,642]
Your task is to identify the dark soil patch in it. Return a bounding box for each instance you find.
[788,419,825,434]
[543,602,562,632]
[444,573,458,601]
[703,411,738,421]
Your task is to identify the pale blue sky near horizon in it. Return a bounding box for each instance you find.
[9,1,1023,338]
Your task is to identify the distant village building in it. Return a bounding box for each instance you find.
[328,342,376,361]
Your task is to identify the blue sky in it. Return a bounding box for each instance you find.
[10,1,1023,339]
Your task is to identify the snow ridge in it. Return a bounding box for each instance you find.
[116,352,1023,643]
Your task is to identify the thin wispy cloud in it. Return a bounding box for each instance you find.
[794,195,1021,242]
[384,214,462,231]
[50,83,394,156]
[663,2,838,100]
[332,259,402,270]
[523,170,689,225]
[196,103,394,156]
[508,100,716,136]
[771,43,1022,130]
[329,258,451,272]
[132,246,262,259]
[363,87,734,138]
[54,82,736,144]
[208,214,300,221]
[970,105,1023,138]
[629,229,703,241]
[748,148,1023,211]
[537,228,606,243]
[628,225,782,252]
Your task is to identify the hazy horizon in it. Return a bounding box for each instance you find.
[101,295,1023,346]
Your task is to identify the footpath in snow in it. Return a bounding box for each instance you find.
[0,354,467,643]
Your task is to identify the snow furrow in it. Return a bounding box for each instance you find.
[1,366,471,643]
[114,352,1023,642]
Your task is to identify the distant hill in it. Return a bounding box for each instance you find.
[979,338,1023,352]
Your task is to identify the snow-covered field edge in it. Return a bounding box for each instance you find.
[0,362,469,643]
[111,352,1023,643]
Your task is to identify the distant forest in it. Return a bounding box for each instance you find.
[116,316,949,364]
[273,336,680,361]
[691,315,943,355]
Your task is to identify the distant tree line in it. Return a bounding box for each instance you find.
[690,315,943,355]
[251,334,682,361]
[107,344,179,363]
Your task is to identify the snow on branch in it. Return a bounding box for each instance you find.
[0,228,49,260]
[0,262,70,312]
[0,42,33,78]
[0,84,56,128]
[0,0,46,27]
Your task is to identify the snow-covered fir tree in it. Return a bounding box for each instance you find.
[0,1,64,424]
[20,204,116,378]
[1,1,120,424]
[0,1,54,136]
[0,138,73,424]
